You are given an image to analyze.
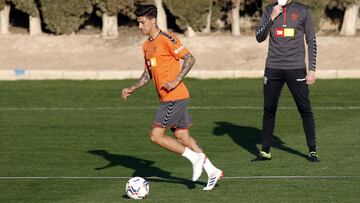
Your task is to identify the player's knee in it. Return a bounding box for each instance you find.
[149,129,163,144]
[149,132,159,144]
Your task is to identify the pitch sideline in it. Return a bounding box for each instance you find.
[0,106,360,111]
[0,176,359,180]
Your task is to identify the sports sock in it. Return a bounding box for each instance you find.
[203,157,218,176]
[308,145,316,152]
[182,147,200,164]
[261,147,270,153]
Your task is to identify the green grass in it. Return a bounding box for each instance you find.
[0,79,360,202]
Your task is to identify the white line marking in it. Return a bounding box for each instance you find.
[0,176,359,180]
[0,106,360,111]
[222,176,360,179]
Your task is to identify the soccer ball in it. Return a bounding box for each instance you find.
[125,177,149,199]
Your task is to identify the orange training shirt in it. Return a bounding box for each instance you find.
[143,31,190,102]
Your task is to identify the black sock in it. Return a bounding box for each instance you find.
[261,147,270,153]
[308,145,316,152]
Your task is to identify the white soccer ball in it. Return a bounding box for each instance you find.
[125,177,149,199]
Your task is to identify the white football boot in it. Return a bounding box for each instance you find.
[203,169,224,191]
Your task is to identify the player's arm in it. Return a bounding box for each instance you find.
[256,5,282,43]
[121,69,151,100]
[162,53,196,91]
[177,53,196,82]
[304,8,317,85]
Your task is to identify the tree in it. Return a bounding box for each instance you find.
[11,0,39,17]
[10,0,42,35]
[202,0,213,33]
[231,0,241,36]
[0,0,5,8]
[164,0,211,37]
[92,0,137,38]
[211,0,232,31]
[154,0,167,31]
[303,0,330,31]
[212,0,261,36]
[0,0,10,34]
[327,0,360,36]
[1,0,42,35]
[340,1,359,35]
[39,0,93,35]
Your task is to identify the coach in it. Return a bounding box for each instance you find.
[254,0,319,162]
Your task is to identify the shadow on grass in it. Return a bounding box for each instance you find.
[87,150,206,190]
[213,121,308,160]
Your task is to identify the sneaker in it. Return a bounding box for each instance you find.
[308,151,320,163]
[192,153,206,181]
[203,169,224,191]
[252,151,272,161]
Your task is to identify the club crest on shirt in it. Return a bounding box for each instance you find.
[291,12,299,21]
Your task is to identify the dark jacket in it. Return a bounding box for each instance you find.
[256,1,316,71]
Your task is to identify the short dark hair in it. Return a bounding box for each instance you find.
[134,5,157,19]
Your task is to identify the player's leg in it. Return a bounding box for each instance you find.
[152,100,205,181]
[150,128,204,181]
[175,129,219,176]
[172,105,201,153]
[255,68,285,160]
[174,129,202,153]
[150,127,185,154]
[174,110,223,190]
[285,69,319,162]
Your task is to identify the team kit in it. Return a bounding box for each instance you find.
[122,0,319,193]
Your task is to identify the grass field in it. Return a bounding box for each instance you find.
[0,79,360,202]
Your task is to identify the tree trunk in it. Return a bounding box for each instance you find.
[154,0,167,31]
[231,0,240,36]
[29,16,42,35]
[0,4,10,34]
[102,13,118,39]
[202,0,212,33]
[340,3,359,36]
[185,25,196,37]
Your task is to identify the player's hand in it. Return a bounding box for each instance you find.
[306,71,316,85]
[271,5,283,21]
[121,88,134,100]
[162,79,180,91]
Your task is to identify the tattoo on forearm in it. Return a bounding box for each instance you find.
[176,53,196,82]
[131,70,151,91]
